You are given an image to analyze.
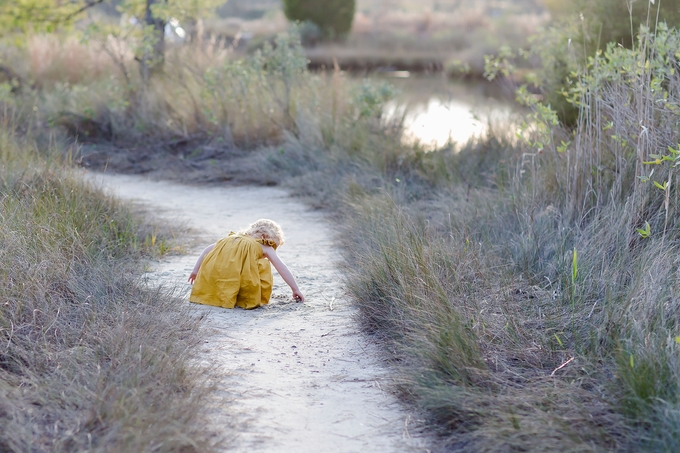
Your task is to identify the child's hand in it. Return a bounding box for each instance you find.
[292,289,305,303]
[188,273,197,284]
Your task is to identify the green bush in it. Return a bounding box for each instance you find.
[283,0,355,40]
[543,0,680,48]
[526,0,680,125]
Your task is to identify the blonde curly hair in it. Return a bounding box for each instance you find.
[240,219,285,248]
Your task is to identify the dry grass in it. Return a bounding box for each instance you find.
[334,187,634,451]
[307,5,546,75]
[2,30,409,182]
[27,35,118,87]
[6,32,359,149]
[0,123,224,452]
[306,25,680,452]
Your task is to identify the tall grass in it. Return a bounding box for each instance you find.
[339,192,631,451]
[318,24,680,451]
[0,122,220,451]
[2,31,364,149]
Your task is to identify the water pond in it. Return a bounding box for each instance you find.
[377,74,514,149]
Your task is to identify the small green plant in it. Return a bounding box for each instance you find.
[144,230,176,256]
[351,79,396,119]
[200,29,311,143]
[636,221,651,238]
[571,247,578,289]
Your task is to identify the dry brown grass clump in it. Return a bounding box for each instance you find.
[27,35,118,87]
[336,194,630,452]
[0,126,222,452]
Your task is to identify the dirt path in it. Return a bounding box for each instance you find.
[91,173,429,453]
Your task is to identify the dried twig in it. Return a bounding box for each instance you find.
[550,357,575,376]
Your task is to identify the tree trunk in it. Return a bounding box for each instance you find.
[140,0,166,83]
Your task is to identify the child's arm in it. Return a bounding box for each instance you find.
[261,245,305,302]
[188,243,215,284]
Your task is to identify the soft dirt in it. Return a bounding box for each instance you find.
[91,172,430,453]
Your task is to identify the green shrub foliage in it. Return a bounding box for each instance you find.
[517,0,680,126]
[283,0,355,39]
[543,0,680,48]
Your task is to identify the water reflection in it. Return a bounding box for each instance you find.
[380,76,513,149]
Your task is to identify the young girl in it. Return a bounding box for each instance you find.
[188,219,305,309]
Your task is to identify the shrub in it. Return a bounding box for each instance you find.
[282,0,355,40]
[524,0,680,125]
[542,0,680,48]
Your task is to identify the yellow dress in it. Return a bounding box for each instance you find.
[189,233,276,309]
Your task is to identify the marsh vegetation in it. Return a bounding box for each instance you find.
[3,0,680,451]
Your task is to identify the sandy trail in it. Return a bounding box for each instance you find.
[92,173,428,453]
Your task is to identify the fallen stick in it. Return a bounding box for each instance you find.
[550,357,574,376]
